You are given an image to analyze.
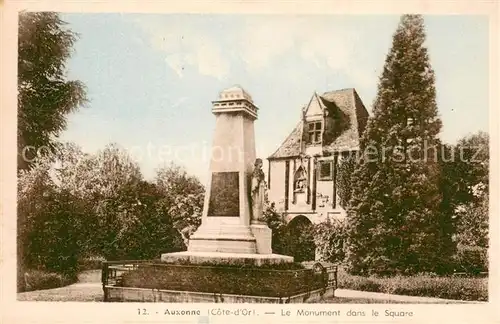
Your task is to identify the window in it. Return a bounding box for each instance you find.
[307,121,322,144]
[318,161,333,181]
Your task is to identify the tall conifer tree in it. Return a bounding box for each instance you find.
[346,15,454,275]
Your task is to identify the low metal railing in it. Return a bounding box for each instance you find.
[102,260,157,288]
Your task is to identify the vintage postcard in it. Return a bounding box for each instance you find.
[1,0,499,323]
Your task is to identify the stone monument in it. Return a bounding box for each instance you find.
[161,85,292,265]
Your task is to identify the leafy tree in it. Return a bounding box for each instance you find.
[440,132,489,212]
[18,12,87,171]
[50,142,89,196]
[33,143,145,258]
[155,163,205,244]
[346,15,454,275]
[23,188,87,276]
[37,144,195,260]
[82,144,143,199]
[99,180,185,260]
[17,155,52,291]
[455,190,489,249]
[83,144,145,258]
[458,132,489,189]
[17,153,89,291]
[440,131,489,261]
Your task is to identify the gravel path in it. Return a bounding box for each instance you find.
[17,270,103,302]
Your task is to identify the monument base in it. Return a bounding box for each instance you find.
[160,251,293,266]
[250,224,272,254]
[187,222,258,254]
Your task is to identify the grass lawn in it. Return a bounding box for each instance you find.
[337,267,488,302]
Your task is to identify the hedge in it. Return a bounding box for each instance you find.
[120,261,324,297]
[21,269,76,292]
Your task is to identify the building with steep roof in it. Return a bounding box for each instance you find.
[267,88,369,225]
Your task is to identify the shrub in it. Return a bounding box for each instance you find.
[453,245,488,275]
[314,219,347,263]
[263,200,316,262]
[378,275,487,301]
[78,255,107,270]
[22,269,75,292]
[281,218,316,262]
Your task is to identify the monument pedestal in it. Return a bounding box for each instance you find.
[250,223,272,254]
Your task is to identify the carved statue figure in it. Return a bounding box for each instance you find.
[294,167,307,192]
[251,158,266,223]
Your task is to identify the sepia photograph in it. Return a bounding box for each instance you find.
[7,4,494,312]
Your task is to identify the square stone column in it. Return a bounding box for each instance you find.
[187,111,258,254]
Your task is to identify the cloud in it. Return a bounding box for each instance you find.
[132,17,229,80]
[195,40,228,80]
[164,53,188,78]
[171,97,188,108]
[131,15,374,87]
[238,18,296,71]
[238,16,373,87]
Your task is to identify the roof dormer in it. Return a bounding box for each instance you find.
[303,92,325,120]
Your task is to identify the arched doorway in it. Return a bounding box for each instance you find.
[282,215,316,262]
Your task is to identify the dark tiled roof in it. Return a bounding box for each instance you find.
[268,88,369,159]
[268,121,303,159]
[321,88,365,153]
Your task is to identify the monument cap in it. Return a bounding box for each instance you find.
[217,85,254,103]
[212,85,258,119]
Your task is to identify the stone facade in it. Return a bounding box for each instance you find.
[267,88,369,225]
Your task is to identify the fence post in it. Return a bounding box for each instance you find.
[102,262,108,302]
[334,266,338,290]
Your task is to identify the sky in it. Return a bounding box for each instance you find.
[58,13,489,183]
